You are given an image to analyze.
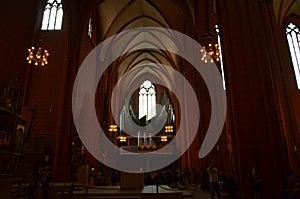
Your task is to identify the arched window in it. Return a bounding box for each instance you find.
[139,80,156,121]
[215,25,226,90]
[88,17,93,38]
[41,0,63,30]
[286,22,300,89]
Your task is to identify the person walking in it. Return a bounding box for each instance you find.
[207,160,221,199]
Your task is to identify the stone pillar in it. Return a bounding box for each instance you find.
[218,0,290,198]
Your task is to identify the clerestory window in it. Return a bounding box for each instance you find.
[286,22,300,89]
[215,25,226,90]
[41,0,63,30]
[88,17,93,38]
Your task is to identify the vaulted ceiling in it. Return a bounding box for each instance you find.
[95,0,197,88]
[273,0,300,25]
[93,0,300,87]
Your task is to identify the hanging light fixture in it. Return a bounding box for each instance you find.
[201,0,221,63]
[26,40,49,66]
[201,33,220,63]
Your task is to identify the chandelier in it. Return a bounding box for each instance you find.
[201,33,220,63]
[26,43,49,66]
[201,0,221,63]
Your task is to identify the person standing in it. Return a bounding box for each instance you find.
[251,163,262,199]
[192,168,200,187]
[41,167,53,199]
[27,167,39,199]
[207,160,221,199]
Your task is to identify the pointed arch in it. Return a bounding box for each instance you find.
[139,80,156,120]
[286,22,300,89]
[41,0,63,30]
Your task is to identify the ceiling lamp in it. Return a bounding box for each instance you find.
[201,33,220,63]
[26,40,49,66]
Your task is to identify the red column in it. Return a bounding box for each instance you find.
[218,0,290,198]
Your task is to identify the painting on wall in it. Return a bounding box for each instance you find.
[14,124,25,152]
[0,129,11,149]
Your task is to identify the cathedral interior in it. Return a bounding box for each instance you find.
[0,0,300,198]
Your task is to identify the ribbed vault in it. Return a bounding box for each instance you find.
[96,0,195,86]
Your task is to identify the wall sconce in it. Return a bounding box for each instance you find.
[161,136,167,142]
[81,145,85,154]
[119,136,127,142]
[109,124,118,132]
[165,125,173,133]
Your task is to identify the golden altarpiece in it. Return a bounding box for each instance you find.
[0,77,27,176]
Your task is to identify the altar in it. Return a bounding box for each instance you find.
[0,77,27,176]
[0,77,28,199]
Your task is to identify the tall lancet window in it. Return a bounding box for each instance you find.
[215,25,226,90]
[88,17,93,38]
[41,0,63,30]
[139,80,156,121]
[286,23,300,89]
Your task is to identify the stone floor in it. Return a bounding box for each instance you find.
[10,183,212,199]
